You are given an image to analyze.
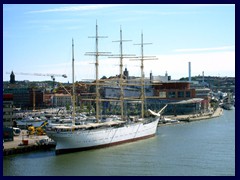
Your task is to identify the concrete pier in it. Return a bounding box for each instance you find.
[3,130,55,156]
[164,107,223,122]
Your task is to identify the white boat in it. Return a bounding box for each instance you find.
[46,25,166,154]
[16,117,46,128]
[46,118,160,153]
[222,92,234,110]
[160,117,179,124]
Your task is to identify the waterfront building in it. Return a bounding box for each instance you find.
[43,94,54,107]
[91,71,211,116]
[3,94,14,141]
[4,88,44,110]
[52,94,72,107]
[4,88,31,109]
[150,71,171,83]
[152,81,196,101]
[151,81,212,115]
[194,88,211,112]
[3,71,224,116]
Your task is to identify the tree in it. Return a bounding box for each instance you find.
[66,104,70,111]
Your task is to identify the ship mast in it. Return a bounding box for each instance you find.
[95,23,100,122]
[72,38,75,125]
[133,32,157,119]
[119,28,124,119]
[140,33,145,119]
[111,27,134,120]
[85,22,110,122]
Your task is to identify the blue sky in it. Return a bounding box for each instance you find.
[3,4,235,82]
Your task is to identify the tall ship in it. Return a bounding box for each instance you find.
[46,24,167,154]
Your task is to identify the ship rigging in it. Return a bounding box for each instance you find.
[45,23,167,155]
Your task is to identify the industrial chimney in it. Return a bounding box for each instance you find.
[188,62,191,82]
[202,71,204,83]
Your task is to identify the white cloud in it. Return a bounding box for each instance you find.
[73,50,235,81]
[144,51,235,79]
[181,4,234,7]
[174,46,235,53]
[45,51,235,81]
[26,4,124,14]
[4,51,235,82]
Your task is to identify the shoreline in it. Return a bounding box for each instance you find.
[162,107,223,122]
[3,107,224,156]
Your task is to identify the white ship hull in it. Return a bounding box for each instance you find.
[46,118,159,154]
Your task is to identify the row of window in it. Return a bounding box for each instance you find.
[3,112,12,115]
[3,104,12,108]
[160,91,191,98]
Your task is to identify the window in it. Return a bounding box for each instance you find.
[186,91,191,97]
[178,91,184,98]
[159,91,166,98]
[168,91,176,98]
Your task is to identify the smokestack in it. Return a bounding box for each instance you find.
[150,71,152,83]
[188,62,191,82]
[202,71,204,83]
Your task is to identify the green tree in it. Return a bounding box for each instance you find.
[66,104,70,111]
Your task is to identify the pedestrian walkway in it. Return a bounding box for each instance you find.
[212,107,223,117]
[164,107,223,122]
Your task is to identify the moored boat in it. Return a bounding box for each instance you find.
[222,92,234,110]
[46,24,165,154]
[46,118,159,154]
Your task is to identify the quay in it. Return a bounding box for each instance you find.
[3,108,223,156]
[164,107,223,122]
[3,131,55,156]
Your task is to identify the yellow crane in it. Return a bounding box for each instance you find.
[27,121,49,136]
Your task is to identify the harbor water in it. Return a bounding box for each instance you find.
[3,109,235,176]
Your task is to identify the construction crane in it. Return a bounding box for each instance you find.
[27,121,49,135]
[6,71,67,89]
[6,71,67,111]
